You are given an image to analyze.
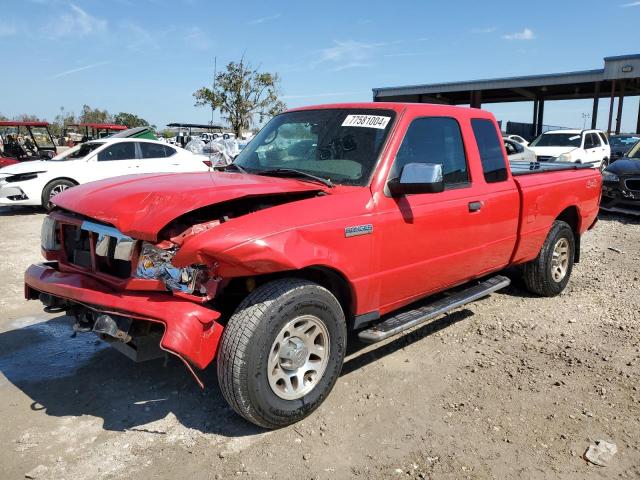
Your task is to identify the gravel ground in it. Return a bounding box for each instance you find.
[0,206,638,479]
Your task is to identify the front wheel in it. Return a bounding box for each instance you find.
[42,179,76,209]
[523,220,575,297]
[217,278,347,428]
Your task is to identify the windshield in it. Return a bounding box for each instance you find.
[51,142,104,161]
[627,141,640,159]
[610,136,640,148]
[234,109,395,186]
[30,126,54,149]
[530,132,582,148]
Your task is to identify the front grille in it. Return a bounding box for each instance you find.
[61,221,136,279]
[536,155,553,162]
[625,178,640,192]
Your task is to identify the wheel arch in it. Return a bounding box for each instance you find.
[555,205,581,262]
[222,265,356,325]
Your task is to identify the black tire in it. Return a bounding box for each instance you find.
[600,157,609,171]
[217,278,347,428]
[523,220,575,297]
[42,179,76,209]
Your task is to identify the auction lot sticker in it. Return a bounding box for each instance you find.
[342,114,391,129]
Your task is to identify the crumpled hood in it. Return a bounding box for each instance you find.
[52,171,324,241]
[0,160,51,176]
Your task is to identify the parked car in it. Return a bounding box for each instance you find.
[609,134,640,162]
[0,138,208,208]
[601,139,640,215]
[528,129,610,170]
[25,103,601,428]
[503,138,536,162]
[504,134,528,146]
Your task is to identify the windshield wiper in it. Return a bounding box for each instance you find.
[254,168,334,188]
[217,162,248,174]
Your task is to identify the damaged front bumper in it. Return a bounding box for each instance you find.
[24,262,224,384]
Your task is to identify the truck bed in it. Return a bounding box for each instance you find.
[510,160,595,176]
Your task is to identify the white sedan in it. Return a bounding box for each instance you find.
[0,138,209,208]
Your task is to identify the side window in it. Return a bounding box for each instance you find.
[392,117,469,186]
[140,142,168,159]
[584,134,594,149]
[591,133,601,147]
[504,140,517,156]
[598,132,609,145]
[97,142,136,161]
[164,145,177,157]
[471,119,508,183]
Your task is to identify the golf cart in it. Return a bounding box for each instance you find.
[63,123,128,145]
[0,121,58,168]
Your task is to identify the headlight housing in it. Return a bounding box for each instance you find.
[41,216,60,251]
[601,171,619,182]
[555,152,573,162]
[135,242,206,294]
[5,171,45,183]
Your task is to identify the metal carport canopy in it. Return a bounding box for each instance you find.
[372,54,640,133]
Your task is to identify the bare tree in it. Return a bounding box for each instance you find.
[193,59,286,137]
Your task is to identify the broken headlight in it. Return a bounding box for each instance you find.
[135,242,205,294]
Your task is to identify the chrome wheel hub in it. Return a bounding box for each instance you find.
[551,237,570,282]
[50,184,69,199]
[267,315,330,400]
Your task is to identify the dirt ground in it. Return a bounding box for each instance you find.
[0,206,638,479]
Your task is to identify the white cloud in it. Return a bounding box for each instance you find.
[471,27,496,34]
[0,22,17,36]
[119,21,159,51]
[184,26,211,50]
[48,4,107,38]
[621,1,640,6]
[50,61,110,79]
[502,28,535,40]
[247,14,282,25]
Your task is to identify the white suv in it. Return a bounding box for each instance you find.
[528,129,610,170]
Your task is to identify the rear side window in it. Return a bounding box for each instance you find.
[97,142,136,161]
[392,117,469,186]
[140,142,168,159]
[471,119,508,183]
[590,133,601,148]
[598,132,609,145]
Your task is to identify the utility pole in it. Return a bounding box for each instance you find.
[211,57,217,127]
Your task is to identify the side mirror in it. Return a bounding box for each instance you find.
[387,162,445,196]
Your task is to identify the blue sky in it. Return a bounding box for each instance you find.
[1,0,639,131]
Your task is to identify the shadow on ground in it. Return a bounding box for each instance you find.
[0,305,478,436]
[0,315,261,436]
[0,206,44,217]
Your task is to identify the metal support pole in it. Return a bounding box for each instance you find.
[591,82,600,129]
[607,80,616,134]
[615,82,625,134]
[536,99,545,136]
[637,97,640,134]
[532,100,538,138]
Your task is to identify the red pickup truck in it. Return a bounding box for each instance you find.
[25,103,601,428]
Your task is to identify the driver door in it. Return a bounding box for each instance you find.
[90,141,139,182]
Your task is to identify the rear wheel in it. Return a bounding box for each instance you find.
[523,220,575,297]
[600,157,609,171]
[42,179,76,209]
[217,278,347,428]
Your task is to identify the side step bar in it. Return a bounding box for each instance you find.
[358,275,511,344]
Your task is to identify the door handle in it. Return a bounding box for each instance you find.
[468,201,483,212]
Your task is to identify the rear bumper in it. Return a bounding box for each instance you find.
[24,262,223,369]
